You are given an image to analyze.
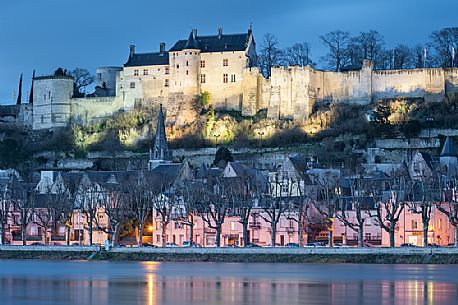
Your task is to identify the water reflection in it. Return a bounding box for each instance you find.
[0,261,457,305]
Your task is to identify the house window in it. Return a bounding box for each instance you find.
[365,233,372,240]
[231,74,236,82]
[165,79,169,87]
[223,74,228,83]
[156,235,161,243]
[134,69,139,76]
[438,218,442,230]
[200,60,206,68]
[143,69,148,75]
[223,59,228,66]
[165,67,170,75]
[201,74,206,84]
[130,82,135,89]
[412,220,418,230]
[231,222,236,231]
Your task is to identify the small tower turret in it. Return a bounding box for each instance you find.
[149,104,172,170]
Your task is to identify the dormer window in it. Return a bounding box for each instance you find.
[134,69,139,76]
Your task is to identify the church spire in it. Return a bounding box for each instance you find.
[149,104,172,170]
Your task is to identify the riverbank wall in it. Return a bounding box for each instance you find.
[2,246,458,264]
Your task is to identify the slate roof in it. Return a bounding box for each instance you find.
[124,52,169,67]
[169,33,250,53]
[441,137,457,157]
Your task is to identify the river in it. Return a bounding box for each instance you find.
[0,260,457,305]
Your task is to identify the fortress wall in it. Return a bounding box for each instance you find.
[241,68,261,116]
[316,61,372,105]
[445,69,458,96]
[71,97,123,124]
[372,68,445,101]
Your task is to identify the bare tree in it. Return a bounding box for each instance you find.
[176,179,203,246]
[200,177,229,247]
[127,172,154,247]
[96,183,129,247]
[436,177,458,247]
[372,173,408,247]
[410,173,440,247]
[70,68,95,97]
[12,188,35,245]
[429,27,458,68]
[152,179,179,248]
[76,175,101,245]
[286,180,314,247]
[258,33,283,78]
[335,174,376,247]
[320,30,350,71]
[412,44,426,68]
[0,178,14,245]
[313,173,339,247]
[393,44,414,69]
[359,30,385,64]
[258,173,290,247]
[346,37,364,67]
[284,42,313,67]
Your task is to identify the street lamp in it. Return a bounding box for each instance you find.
[214,134,220,146]
[258,131,265,152]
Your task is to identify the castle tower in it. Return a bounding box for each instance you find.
[32,73,74,130]
[169,29,201,95]
[149,104,172,170]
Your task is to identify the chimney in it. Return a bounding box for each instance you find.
[192,28,198,39]
[129,45,135,58]
[248,23,253,35]
[218,27,223,39]
[160,42,165,54]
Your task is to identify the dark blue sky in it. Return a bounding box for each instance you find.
[1,0,457,104]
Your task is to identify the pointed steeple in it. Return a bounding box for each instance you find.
[184,30,199,49]
[29,70,35,104]
[441,137,457,157]
[150,104,172,169]
[16,74,23,105]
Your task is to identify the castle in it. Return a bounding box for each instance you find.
[4,27,458,130]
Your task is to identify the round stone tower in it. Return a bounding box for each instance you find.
[32,74,74,130]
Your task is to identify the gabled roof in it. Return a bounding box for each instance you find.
[184,31,199,49]
[441,137,457,157]
[124,52,169,67]
[169,33,250,53]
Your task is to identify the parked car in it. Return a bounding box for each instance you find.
[30,242,45,246]
[246,243,262,248]
[304,242,325,248]
[182,241,203,248]
[400,243,417,248]
[285,243,300,248]
[334,243,351,248]
[427,243,441,248]
[166,242,179,248]
[142,243,158,248]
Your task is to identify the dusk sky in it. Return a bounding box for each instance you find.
[1,0,457,104]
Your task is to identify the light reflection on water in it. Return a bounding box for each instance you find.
[0,261,457,305]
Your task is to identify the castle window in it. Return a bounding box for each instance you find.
[186,70,189,75]
[97,73,101,78]
[231,74,236,82]
[143,69,148,75]
[177,64,180,69]
[186,61,189,66]
[200,60,206,68]
[223,74,228,83]
[223,59,228,66]
[134,69,139,76]
[130,82,135,89]
[165,67,170,75]
[201,74,206,84]
[165,79,169,87]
